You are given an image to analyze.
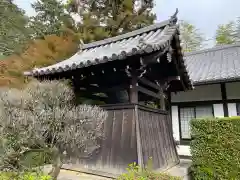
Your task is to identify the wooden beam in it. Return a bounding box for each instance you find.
[137,77,162,91]
[172,46,186,90]
[137,86,161,100]
[141,52,159,64]
[141,47,169,65]
[165,76,180,82]
[77,84,128,94]
[83,94,108,102]
[158,76,181,85]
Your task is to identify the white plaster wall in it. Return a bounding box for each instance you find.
[213,104,224,117]
[171,106,180,141]
[171,84,222,102]
[177,145,191,156]
[228,103,237,117]
[226,82,240,99]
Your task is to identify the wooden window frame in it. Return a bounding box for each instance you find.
[178,104,214,145]
[236,103,240,116]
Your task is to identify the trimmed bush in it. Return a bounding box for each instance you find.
[0,172,52,180]
[190,117,240,180]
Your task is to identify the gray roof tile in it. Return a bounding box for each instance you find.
[185,44,240,85]
[24,10,194,90]
[27,18,179,76]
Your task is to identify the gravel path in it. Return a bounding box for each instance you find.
[57,169,112,180]
[43,165,112,180]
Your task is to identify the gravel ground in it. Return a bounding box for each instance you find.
[57,169,112,180]
[43,165,112,180]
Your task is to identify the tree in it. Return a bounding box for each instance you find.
[64,0,156,103]
[233,17,240,43]
[215,22,235,45]
[179,20,205,52]
[0,80,107,179]
[0,0,32,55]
[0,32,80,88]
[30,0,76,38]
[67,0,156,43]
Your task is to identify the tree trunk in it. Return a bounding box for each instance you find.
[48,150,62,180]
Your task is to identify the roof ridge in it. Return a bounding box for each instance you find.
[184,43,240,57]
[82,20,171,50]
[82,9,179,50]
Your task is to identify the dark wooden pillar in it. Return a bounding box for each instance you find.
[221,83,228,117]
[129,72,138,103]
[159,87,166,111]
[127,68,143,169]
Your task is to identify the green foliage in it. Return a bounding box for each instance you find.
[117,161,181,180]
[190,117,240,180]
[0,33,79,88]
[30,0,76,38]
[233,17,240,42]
[68,0,156,43]
[0,55,6,60]
[179,20,205,52]
[19,151,52,169]
[0,0,32,55]
[215,22,236,45]
[215,17,240,45]
[0,172,52,180]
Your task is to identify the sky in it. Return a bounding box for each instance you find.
[15,0,240,47]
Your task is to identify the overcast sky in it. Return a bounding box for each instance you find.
[15,0,240,47]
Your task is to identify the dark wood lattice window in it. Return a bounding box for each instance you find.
[180,105,213,139]
[236,103,240,116]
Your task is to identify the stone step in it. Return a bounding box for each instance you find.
[165,159,192,180]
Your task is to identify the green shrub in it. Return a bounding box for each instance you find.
[117,162,181,180]
[0,172,52,180]
[190,117,240,180]
[20,151,52,168]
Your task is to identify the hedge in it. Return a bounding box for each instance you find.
[190,117,240,180]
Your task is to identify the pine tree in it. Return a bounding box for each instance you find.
[231,17,240,43]
[66,0,156,103]
[68,0,156,43]
[179,20,205,52]
[30,0,76,38]
[215,22,235,45]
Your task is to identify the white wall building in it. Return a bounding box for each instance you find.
[171,45,240,157]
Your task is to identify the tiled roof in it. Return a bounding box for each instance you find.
[25,16,180,76]
[185,44,240,85]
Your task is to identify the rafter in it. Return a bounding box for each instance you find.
[137,77,161,91]
[137,86,161,100]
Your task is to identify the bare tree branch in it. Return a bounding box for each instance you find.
[0,81,108,179]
